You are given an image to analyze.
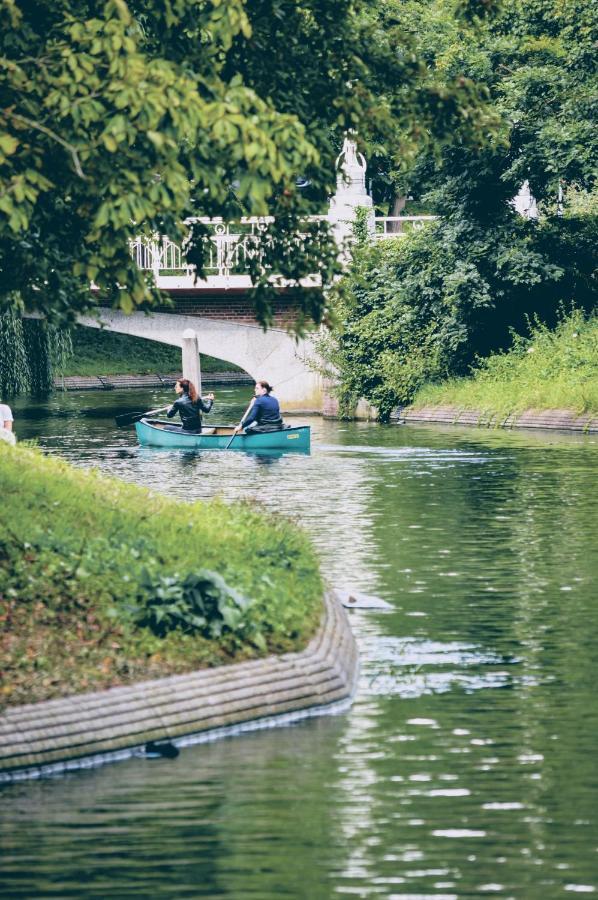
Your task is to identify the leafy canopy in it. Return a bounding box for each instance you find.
[0,0,491,328]
[367,0,597,210]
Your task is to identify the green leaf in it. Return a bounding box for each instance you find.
[0,134,19,156]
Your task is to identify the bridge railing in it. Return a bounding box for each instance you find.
[196,218,275,277]
[130,236,187,274]
[130,218,278,279]
[129,215,436,279]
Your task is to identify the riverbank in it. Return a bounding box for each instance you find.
[394,405,597,432]
[403,310,597,429]
[55,372,253,391]
[0,592,357,780]
[0,444,324,709]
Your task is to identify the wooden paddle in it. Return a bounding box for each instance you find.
[115,405,170,428]
[225,399,254,449]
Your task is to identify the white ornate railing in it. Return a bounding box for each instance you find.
[129,215,436,279]
[130,218,278,279]
[130,236,187,273]
[196,218,274,277]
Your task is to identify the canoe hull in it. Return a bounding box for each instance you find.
[134,419,311,453]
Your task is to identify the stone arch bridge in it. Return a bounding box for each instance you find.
[78,295,323,411]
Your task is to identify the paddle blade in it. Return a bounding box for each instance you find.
[114,406,170,428]
[115,405,169,427]
[115,411,146,427]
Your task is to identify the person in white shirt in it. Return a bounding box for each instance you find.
[0,402,16,445]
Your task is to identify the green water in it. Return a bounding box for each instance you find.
[1,387,597,898]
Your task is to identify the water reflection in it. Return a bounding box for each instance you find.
[2,389,597,897]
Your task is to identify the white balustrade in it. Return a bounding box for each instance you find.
[129,215,436,282]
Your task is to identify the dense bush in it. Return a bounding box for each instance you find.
[322,209,597,420]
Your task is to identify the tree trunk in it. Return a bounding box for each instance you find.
[387,195,406,232]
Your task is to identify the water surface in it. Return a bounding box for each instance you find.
[2,388,597,898]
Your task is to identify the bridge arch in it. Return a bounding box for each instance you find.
[78,309,323,412]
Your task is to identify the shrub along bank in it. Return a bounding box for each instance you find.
[410,309,598,419]
[320,210,596,421]
[0,445,323,709]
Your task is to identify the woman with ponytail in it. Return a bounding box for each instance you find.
[165,378,214,433]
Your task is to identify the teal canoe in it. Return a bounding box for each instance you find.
[134,418,311,453]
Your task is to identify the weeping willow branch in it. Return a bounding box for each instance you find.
[0,308,28,396]
[0,305,73,397]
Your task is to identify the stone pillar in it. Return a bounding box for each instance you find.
[328,136,375,250]
[181,328,201,394]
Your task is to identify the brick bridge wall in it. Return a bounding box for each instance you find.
[161,293,301,329]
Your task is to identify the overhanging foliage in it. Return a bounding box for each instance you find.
[0,0,491,329]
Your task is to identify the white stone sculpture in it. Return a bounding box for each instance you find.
[512,180,539,219]
[328,136,374,246]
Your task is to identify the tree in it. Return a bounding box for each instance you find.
[364,0,597,210]
[321,0,598,418]
[0,0,491,330]
[0,308,71,396]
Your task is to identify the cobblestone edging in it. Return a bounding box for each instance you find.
[55,372,253,391]
[393,405,597,433]
[0,594,358,782]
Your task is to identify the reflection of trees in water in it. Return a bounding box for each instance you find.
[0,717,350,897]
[363,431,598,889]
[0,756,225,895]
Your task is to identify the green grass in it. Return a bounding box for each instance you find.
[63,326,242,377]
[0,444,323,708]
[411,309,598,419]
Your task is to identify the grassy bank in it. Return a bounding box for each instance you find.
[0,445,323,709]
[411,310,598,419]
[63,327,242,377]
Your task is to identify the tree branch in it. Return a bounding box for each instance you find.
[4,111,87,179]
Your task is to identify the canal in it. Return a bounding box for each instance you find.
[1,386,597,898]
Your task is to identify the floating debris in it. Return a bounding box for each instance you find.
[336,589,393,610]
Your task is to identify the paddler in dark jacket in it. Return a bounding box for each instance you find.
[166,378,214,433]
[235,381,283,433]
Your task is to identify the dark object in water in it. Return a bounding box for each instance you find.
[145,740,179,759]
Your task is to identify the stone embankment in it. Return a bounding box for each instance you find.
[55,372,253,391]
[0,594,358,782]
[393,405,597,432]
[323,385,596,432]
